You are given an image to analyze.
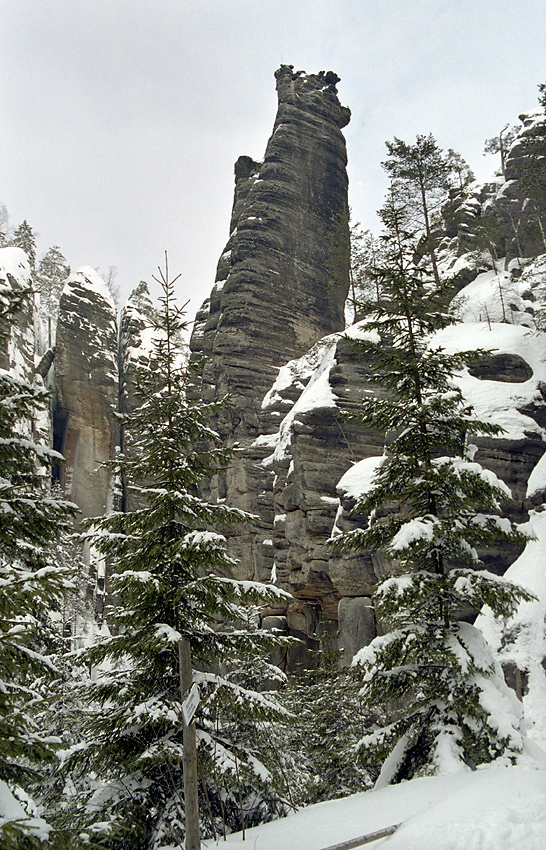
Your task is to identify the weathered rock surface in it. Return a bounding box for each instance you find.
[7,76,545,670]
[256,316,546,658]
[54,267,119,519]
[438,107,546,274]
[187,85,546,662]
[190,65,351,581]
[0,247,35,383]
[258,330,384,617]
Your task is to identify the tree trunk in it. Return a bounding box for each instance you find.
[179,638,200,850]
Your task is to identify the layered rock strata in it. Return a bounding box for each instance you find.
[257,316,546,661]
[118,281,157,510]
[190,66,351,581]
[188,87,546,661]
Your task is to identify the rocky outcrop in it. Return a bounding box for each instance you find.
[502,108,546,259]
[256,314,546,660]
[190,66,351,581]
[439,106,546,274]
[54,267,119,519]
[6,72,544,668]
[194,65,351,406]
[235,106,546,659]
[188,83,546,662]
[0,247,35,383]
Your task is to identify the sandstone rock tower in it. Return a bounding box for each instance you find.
[54,268,119,519]
[190,66,351,581]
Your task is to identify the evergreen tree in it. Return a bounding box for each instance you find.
[483,125,519,179]
[346,222,383,322]
[381,134,455,287]
[278,643,374,806]
[446,149,475,190]
[337,204,534,784]
[10,221,37,272]
[36,246,70,317]
[61,256,293,848]
[0,282,77,846]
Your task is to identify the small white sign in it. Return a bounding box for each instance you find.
[182,683,200,726]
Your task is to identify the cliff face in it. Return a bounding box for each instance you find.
[189,83,546,662]
[190,66,351,585]
[54,267,119,519]
[255,106,546,659]
[196,66,350,401]
[194,66,350,408]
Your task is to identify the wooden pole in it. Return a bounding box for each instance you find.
[179,638,201,850]
[319,823,400,850]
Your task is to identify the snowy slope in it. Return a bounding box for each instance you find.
[200,764,546,850]
[477,507,546,751]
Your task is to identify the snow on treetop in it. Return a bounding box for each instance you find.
[0,246,31,288]
[62,266,116,309]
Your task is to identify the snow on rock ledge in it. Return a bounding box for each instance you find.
[433,322,546,442]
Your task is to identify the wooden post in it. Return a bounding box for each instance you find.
[179,638,200,850]
[319,823,400,850]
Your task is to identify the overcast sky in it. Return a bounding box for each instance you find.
[1,0,544,319]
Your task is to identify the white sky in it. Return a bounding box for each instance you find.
[1,0,544,318]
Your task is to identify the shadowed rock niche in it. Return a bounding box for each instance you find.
[190,65,351,580]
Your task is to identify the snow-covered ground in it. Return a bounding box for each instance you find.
[202,764,546,850]
[204,476,546,850]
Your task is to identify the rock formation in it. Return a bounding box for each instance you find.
[439,107,546,271]
[190,65,352,586]
[118,283,156,455]
[190,93,546,662]
[5,71,546,671]
[54,267,119,519]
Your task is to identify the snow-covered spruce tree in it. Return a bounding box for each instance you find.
[0,277,77,847]
[381,134,457,287]
[61,256,293,848]
[10,220,37,272]
[277,641,374,806]
[36,246,70,329]
[337,196,535,785]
